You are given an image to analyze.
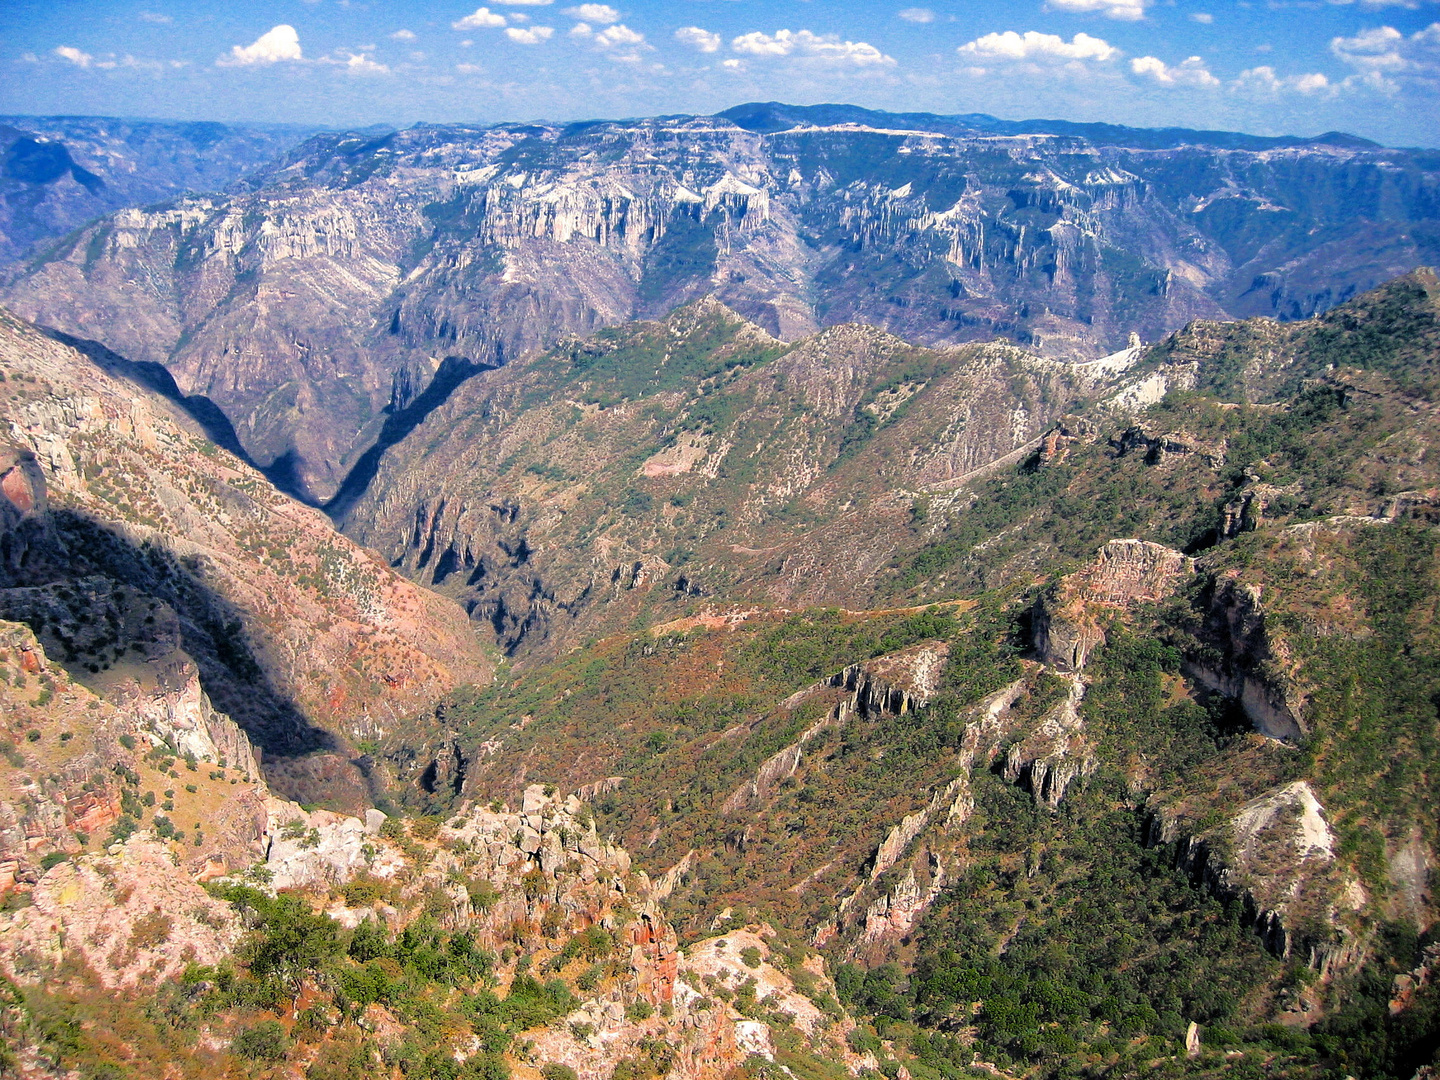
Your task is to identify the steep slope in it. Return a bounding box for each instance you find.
[339,299,1107,659]
[0,115,319,266]
[4,108,1435,499]
[359,269,1440,1079]
[0,308,491,806]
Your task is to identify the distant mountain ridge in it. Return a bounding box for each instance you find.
[717,100,1388,151]
[0,114,323,265]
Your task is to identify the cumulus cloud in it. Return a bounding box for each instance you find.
[731,29,894,65]
[453,7,507,29]
[1232,65,1332,93]
[54,45,93,67]
[899,7,936,22]
[1331,24,1408,67]
[596,23,643,47]
[219,24,303,66]
[506,25,555,42]
[675,26,721,52]
[340,52,390,74]
[957,30,1120,62]
[1190,12,1214,22]
[391,29,417,41]
[1131,54,1219,85]
[1047,0,1148,20]
[564,3,618,21]
[1331,22,1440,85]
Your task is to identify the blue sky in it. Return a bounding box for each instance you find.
[4,0,1438,146]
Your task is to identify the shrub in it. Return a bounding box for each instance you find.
[625,1000,654,1022]
[129,909,173,950]
[232,1019,289,1061]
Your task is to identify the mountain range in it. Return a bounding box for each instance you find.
[2,103,1435,502]
[0,104,1436,1080]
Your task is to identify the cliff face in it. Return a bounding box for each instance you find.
[0,306,492,806]
[1034,538,1194,673]
[4,111,1434,500]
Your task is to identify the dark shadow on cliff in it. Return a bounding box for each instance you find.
[324,354,498,525]
[41,328,259,463]
[0,506,337,763]
[42,327,325,507]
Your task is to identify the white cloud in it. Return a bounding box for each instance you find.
[1331,21,1440,84]
[675,26,722,53]
[54,45,93,67]
[391,29,417,41]
[1232,65,1333,93]
[456,62,484,73]
[1331,25,1406,68]
[731,29,895,65]
[1131,54,1219,85]
[595,23,643,47]
[1330,25,1399,66]
[564,3,618,21]
[957,30,1120,62]
[453,7,507,29]
[506,25,555,42]
[138,11,172,24]
[220,24,303,65]
[899,7,935,22]
[722,57,745,71]
[1190,12,1214,22]
[341,52,390,74]
[1047,0,1148,20]
[732,31,792,56]
[571,22,593,37]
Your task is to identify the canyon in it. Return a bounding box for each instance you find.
[0,105,1435,1080]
